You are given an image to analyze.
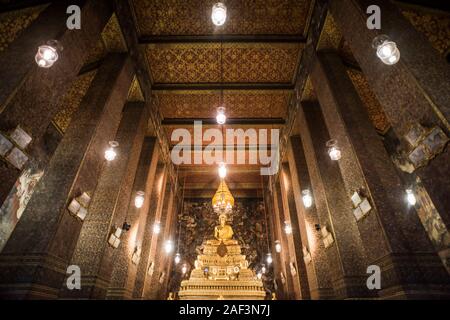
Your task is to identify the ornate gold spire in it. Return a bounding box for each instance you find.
[211,179,234,212]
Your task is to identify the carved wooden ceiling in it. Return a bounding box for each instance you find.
[127,0,312,197]
[131,0,313,37]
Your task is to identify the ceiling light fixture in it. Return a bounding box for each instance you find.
[218,162,227,179]
[266,253,273,265]
[211,2,227,26]
[104,141,119,162]
[153,222,161,234]
[164,240,174,254]
[326,139,342,161]
[372,35,400,65]
[275,240,282,253]
[174,252,181,264]
[35,40,62,68]
[302,189,313,208]
[406,189,417,206]
[134,191,145,209]
[216,106,227,125]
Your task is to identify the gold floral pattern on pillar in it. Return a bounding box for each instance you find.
[347,69,391,134]
[146,43,302,84]
[157,90,290,119]
[0,4,48,52]
[83,14,128,66]
[127,76,145,102]
[402,9,450,56]
[131,0,313,36]
[101,13,127,53]
[317,13,342,50]
[52,71,97,133]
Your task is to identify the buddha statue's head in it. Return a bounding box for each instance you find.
[219,213,227,226]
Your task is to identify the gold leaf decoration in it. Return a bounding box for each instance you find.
[53,71,97,133]
[131,0,312,36]
[146,43,301,84]
[128,76,145,102]
[402,9,450,56]
[347,69,390,134]
[157,90,290,119]
[0,4,48,53]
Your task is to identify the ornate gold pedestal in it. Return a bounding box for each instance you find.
[178,239,266,300]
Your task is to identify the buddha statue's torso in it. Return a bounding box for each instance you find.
[214,224,234,240]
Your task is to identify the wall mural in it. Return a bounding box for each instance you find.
[0,167,44,252]
[168,198,275,295]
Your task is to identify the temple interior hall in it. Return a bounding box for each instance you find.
[0,0,449,300]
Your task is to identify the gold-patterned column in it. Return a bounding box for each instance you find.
[269,176,294,300]
[106,137,159,299]
[329,0,450,227]
[262,177,286,300]
[273,177,301,300]
[159,197,180,299]
[279,163,311,300]
[309,51,450,298]
[132,163,166,299]
[0,0,113,206]
[287,136,335,299]
[299,101,370,299]
[0,53,133,299]
[144,179,175,299]
[62,102,149,299]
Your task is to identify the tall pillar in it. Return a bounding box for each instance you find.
[133,163,165,299]
[159,197,179,299]
[287,136,334,299]
[145,180,175,299]
[329,0,450,226]
[309,51,450,298]
[279,163,311,300]
[270,177,294,300]
[299,101,370,299]
[275,177,300,299]
[0,54,133,299]
[0,0,113,206]
[106,138,159,299]
[262,179,286,300]
[63,102,149,299]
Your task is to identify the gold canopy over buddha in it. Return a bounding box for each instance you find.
[212,179,234,212]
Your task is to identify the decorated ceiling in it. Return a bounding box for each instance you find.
[131,0,313,36]
[146,43,302,84]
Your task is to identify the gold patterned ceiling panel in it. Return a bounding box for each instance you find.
[157,90,290,119]
[146,43,301,83]
[0,4,48,53]
[131,0,313,36]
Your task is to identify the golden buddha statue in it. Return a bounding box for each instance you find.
[178,179,265,300]
[214,214,234,241]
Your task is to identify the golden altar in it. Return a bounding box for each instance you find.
[178,181,266,300]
